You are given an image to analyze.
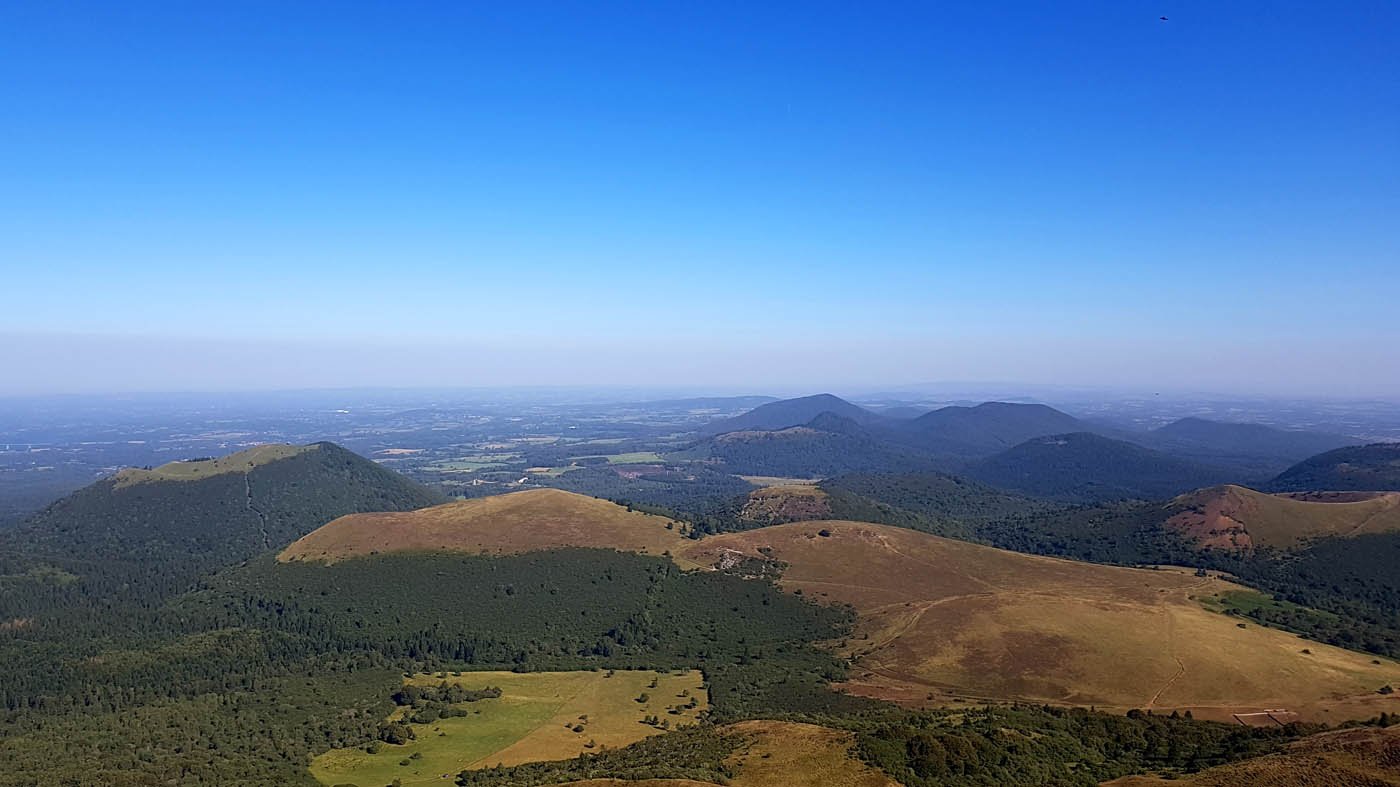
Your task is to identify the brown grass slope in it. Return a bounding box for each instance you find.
[682,521,1400,722]
[549,720,899,787]
[1168,485,1400,550]
[1105,725,1400,786]
[279,488,699,567]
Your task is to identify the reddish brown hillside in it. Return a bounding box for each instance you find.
[1167,485,1400,550]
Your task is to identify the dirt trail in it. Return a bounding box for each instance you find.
[1141,576,1216,709]
[1343,497,1400,538]
[245,473,270,550]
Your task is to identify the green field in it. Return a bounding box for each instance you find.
[1199,588,1339,620]
[595,452,664,464]
[310,669,707,786]
[425,453,520,473]
[529,452,666,476]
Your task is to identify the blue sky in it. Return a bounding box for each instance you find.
[2,1,1397,394]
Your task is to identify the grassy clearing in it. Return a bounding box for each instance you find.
[1200,589,1340,621]
[112,444,313,487]
[310,669,707,786]
[425,453,520,472]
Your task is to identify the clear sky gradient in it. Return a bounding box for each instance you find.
[2,1,1396,395]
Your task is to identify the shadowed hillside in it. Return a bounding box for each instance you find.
[1144,417,1361,475]
[1268,443,1400,492]
[897,402,1095,458]
[674,417,940,478]
[968,432,1240,501]
[824,469,1049,523]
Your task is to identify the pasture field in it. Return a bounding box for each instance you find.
[683,521,1400,722]
[1199,588,1341,622]
[280,488,702,568]
[424,453,520,472]
[589,452,665,464]
[311,669,707,786]
[112,443,312,487]
[530,453,668,476]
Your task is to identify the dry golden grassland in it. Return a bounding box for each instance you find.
[280,488,701,567]
[684,520,1400,722]
[1168,484,1400,550]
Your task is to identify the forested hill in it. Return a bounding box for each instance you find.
[896,401,1095,458]
[0,442,444,632]
[9,442,443,565]
[967,432,1241,502]
[1267,442,1400,492]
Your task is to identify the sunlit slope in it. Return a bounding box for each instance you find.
[280,488,699,567]
[1168,485,1400,550]
[683,521,1400,720]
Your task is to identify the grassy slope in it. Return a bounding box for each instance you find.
[682,521,1400,721]
[112,443,314,486]
[1168,485,1400,550]
[280,488,700,568]
[312,670,707,786]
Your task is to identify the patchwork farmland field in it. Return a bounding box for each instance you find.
[311,669,707,786]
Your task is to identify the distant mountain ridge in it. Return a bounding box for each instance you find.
[700,393,885,434]
[897,401,1096,458]
[701,395,1349,491]
[1142,417,1361,475]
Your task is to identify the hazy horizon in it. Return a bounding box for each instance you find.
[4,2,1396,397]
[4,331,1399,401]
